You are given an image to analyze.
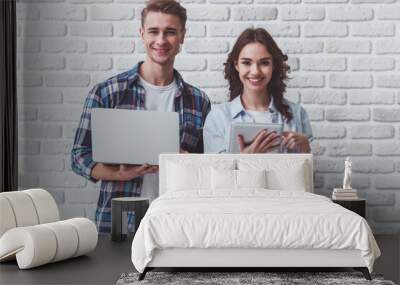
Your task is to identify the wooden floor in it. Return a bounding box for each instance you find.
[0,235,398,285]
[374,235,400,284]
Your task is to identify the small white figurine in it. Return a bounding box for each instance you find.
[343,157,352,190]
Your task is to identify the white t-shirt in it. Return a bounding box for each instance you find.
[140,75,177,112]
[246,110,273,124]
[138,76,178,202]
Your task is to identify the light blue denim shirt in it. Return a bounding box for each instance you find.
[203,95,313,153]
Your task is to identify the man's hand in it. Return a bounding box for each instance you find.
[116,164,158,181]
[237,130,281,154]
[91,163,158,181]
[281,131,310,153]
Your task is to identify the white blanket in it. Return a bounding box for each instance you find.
[131,190,380,273]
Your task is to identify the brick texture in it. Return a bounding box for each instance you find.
[17,1,400,233]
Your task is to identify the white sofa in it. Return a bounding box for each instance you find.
[0,188,98,269]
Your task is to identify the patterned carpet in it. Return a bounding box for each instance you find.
[117,271,396,285]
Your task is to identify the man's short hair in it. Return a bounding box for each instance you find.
[141,0,187,29]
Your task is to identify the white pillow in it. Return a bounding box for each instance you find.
[211,168,236,190]
[168,163,209,191]
[210,169,267,190]
[166,159,235,191]
[238,159,308,191]
[236,169,267,189]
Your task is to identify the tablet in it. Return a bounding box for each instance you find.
[228,122,283,153]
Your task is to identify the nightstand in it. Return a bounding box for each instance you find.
[111,197,150,242]
[332,198,366,218]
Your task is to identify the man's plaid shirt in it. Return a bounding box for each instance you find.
[71,62,211,233]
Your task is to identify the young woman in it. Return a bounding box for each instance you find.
[203,28,312,153]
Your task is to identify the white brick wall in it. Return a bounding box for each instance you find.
[17,0,400,234]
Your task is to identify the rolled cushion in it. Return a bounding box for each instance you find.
[0,226,57,268]
[0,196,16,237]
[0,191,39,228]
[64,218,98,257]
[0,218,98,269]
[0,189,59,237]
[42,221,79,262]
[24,189,59,224]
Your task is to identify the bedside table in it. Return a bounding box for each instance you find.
[332,198,366,218]
[111,197,150,242]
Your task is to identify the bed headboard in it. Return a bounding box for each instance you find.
[158,154,314,196]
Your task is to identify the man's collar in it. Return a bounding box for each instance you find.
[230,95,277,119]
[128,61,185,96]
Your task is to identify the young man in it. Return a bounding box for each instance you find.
[71,0,210,233]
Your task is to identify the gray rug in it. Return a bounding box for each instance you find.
[116,271,396,285]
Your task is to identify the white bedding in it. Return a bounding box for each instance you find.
[131,190,380,273]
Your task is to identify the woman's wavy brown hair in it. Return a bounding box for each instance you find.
[224,28,293,122]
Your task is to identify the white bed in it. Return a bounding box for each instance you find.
[131,154,380,280]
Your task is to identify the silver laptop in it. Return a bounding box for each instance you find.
[91,108,179,165]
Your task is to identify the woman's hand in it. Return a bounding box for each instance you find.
[281,131,310,153]
[237,130,281,154]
